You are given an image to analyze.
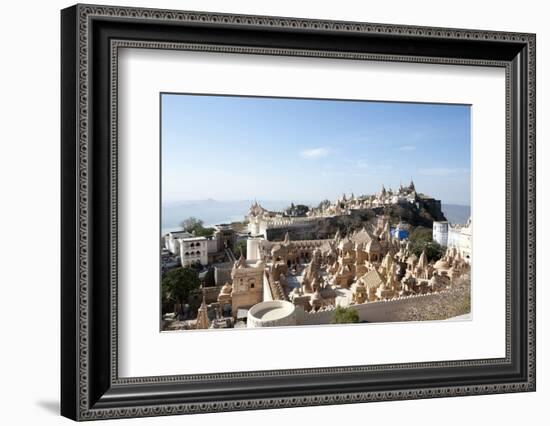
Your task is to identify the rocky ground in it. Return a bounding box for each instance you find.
[392,273,471,322]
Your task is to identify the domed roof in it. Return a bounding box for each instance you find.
[406,253,418,264]
[434,259,450,269]
[429,273,445,284]
[351,227,374,245]
[338,237,353,251]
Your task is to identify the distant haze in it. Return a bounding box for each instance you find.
[162,199,471,234]
[162,199,304,233]
[441,204,471,225]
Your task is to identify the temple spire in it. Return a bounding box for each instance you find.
[195,286,210,329]
[236,252,247,268]
[418,249,428,269]
[284,231,290,244]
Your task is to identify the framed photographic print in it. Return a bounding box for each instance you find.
[61,4,536,421]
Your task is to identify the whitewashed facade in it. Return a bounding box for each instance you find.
[432,221,449,246]
[178,237,208,266]
[164,231,193,255]
[432,218,472,264]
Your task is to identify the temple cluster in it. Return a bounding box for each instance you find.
[246,180,441,238]
[316,180,419,216]
[162,183,471,330]
[210,217,470,329]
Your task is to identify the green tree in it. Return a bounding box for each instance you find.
[180,217,203,232]
[285,203,309,217]
[408,226,444,262]
[162,266,201,316]
[331,306,360,324]
[408,226,433,242]
[229,220,248,233]
[193,226,215,237]
[233,239,247,259]
[179,216,215,237]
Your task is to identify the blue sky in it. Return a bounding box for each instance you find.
[161,94,471,206]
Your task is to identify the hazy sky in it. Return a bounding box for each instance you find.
[161,94,471,206]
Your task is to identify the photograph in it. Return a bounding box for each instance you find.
[160,94,472,331]
[57,3,536,420]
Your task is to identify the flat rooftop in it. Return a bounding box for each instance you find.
[253,306,292,321]
[178,236,207,241]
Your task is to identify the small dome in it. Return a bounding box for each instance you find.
[434,259,450,269]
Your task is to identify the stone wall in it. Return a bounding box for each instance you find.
[265,222,317,241]
[298,291,456,325]
[214,262,232,285]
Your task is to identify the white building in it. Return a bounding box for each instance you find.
[432,218,472,264]
[451,218,472,263]
[432,221,449,246]
[246,237,263,261]
[178,236,208,267]
[164,231,193,255]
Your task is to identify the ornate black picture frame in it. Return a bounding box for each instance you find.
[61,4,536,421]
